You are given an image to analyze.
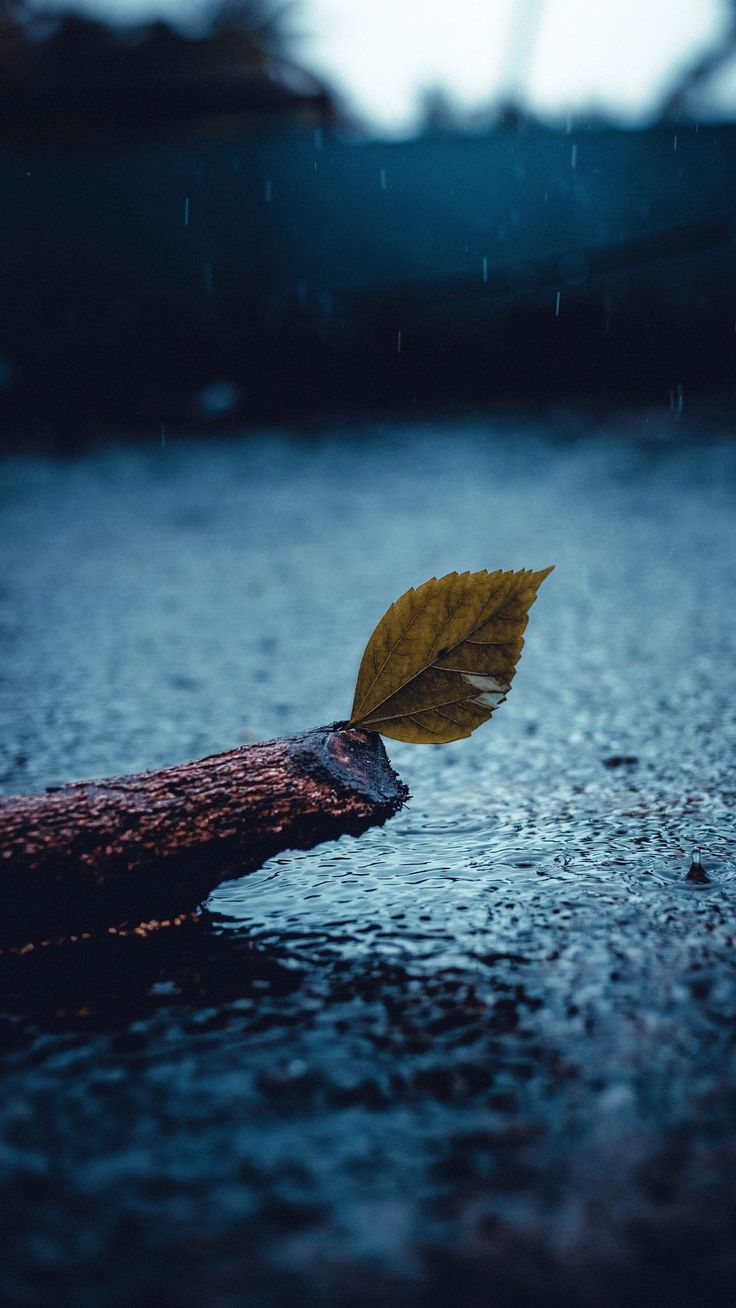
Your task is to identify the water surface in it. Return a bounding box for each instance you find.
[1,417,735,1306]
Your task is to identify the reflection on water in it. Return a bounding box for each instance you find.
[1,418,735,1306]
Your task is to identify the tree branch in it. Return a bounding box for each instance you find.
[0,725,408,950]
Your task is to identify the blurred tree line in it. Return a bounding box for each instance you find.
[415,0,736,137]
[0,0,333,143]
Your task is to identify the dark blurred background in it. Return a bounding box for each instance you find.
[0,0,734,442]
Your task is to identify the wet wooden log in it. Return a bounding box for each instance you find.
[0,725,408,950]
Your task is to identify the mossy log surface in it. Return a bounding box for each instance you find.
[0,725,408,950]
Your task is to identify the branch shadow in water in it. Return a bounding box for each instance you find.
[0,909,303,1039]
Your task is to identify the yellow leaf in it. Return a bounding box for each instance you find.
[350,567,553,743]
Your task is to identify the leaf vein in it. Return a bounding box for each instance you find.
[352,588,435,720]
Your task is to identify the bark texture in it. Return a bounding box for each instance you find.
[0,725,408,949]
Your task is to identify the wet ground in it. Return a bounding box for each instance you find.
[1,414,735,1306]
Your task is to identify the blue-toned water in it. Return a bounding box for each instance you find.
[1,417,735,1306]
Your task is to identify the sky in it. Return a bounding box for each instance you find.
[40,0,736,134]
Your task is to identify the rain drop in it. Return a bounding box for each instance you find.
[686,847,709,883]
[670,383,684,416]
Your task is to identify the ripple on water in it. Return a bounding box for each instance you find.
[209,772,736,971]
[630,850,736,892]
